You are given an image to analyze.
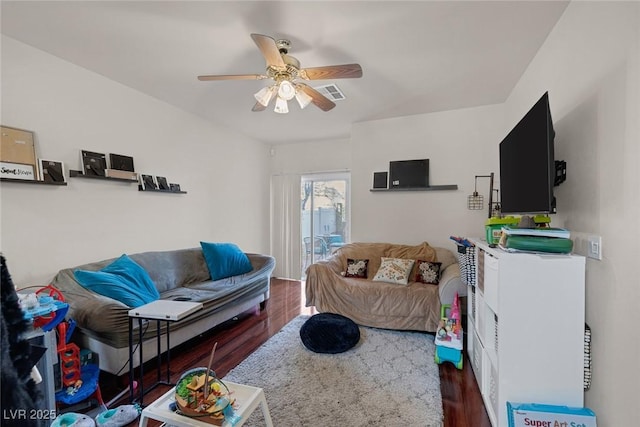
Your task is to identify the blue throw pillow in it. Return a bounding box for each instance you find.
[74,254,160,308]
[200,242,253,281]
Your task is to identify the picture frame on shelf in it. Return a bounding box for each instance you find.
[81,150,107,176]
[140,174,157,190]
[169,183,181,192]
[38,159,66,183]
[156,176,170,191]
[1,126,39,180]
[0,161,36,181]
[109,153,135,172]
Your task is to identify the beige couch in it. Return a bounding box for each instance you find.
[305,242,465,332]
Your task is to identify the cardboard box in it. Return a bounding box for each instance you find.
[507,402,596,427]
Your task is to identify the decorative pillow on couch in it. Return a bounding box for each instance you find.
[74,254,160,308]
[344,258,369,278]
[200,241,253,281]
[415,260,442,285]
[385,241,437,279]
[372,257,415,285]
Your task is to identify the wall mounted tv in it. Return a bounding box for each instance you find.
[389,159,429,188]
[499,92,564,215]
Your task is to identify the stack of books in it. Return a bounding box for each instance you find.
[499,226,573,254]
[501,226,570,239]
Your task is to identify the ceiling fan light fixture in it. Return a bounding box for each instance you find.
[198,34,362,114]
[254,85,276,107]
[295,88,313,109]
[274,96,289,114]
[277,80,296,101]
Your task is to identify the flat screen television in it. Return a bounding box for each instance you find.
[389,159,429,188]
[499,92,558,215]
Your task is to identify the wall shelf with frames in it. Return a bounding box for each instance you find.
[69,169,138,183]
[138,186,187,194]
[0,177,67,186]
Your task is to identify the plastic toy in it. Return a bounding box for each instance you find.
[19,284,69,331]
[434,300,463,370]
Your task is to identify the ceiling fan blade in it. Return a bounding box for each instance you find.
[300,64,363,80]
[297,83,336,112]
[251,33,285,68]
[252,101,267,112]
[198,74,267,81]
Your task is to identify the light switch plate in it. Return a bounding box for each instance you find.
[587,235,602,260]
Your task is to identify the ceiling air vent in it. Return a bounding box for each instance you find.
[314,84,346,101]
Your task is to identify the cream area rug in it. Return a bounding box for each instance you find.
[223,315,443,426]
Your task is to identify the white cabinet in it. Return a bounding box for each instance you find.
[466,239,585,427]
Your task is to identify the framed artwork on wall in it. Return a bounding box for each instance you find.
[38,159,66,183]
[140,174,157,190]
[156,176,170,190]
[1,126,39,180]
[81,150,107,176]
[109,153,135,172]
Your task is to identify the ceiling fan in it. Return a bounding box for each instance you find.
[198,34,363,114]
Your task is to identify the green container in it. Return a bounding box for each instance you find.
[504,235,574,253]
[485,216,520,244]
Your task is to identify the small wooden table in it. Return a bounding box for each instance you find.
[138,380,273,427]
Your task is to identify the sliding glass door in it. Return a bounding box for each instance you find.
[301,172,350,277]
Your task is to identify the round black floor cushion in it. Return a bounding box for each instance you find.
[300,313,360,354]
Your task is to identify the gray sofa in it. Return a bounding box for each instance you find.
[50,248,275,374]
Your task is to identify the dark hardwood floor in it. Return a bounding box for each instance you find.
[101,278,490,427]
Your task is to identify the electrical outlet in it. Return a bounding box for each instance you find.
[587,235,602,260]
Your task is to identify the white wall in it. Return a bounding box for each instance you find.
[504,2,639,424]
[270,105,505,251]
[0,36,270,286]
[351,104,505,249]
[269,138,351,175]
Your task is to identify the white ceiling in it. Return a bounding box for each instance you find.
[1,1,569,145]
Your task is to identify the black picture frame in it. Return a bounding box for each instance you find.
[389,159,429,188]
[169,183,181,192]
[140,174,157,190]
[81,150,107,177]
[373,171,388,189]
[109,153,135,172]
[39,159,66,183]
[156,176,170,190]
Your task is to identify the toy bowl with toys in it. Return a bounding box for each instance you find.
[174,367,233,425]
